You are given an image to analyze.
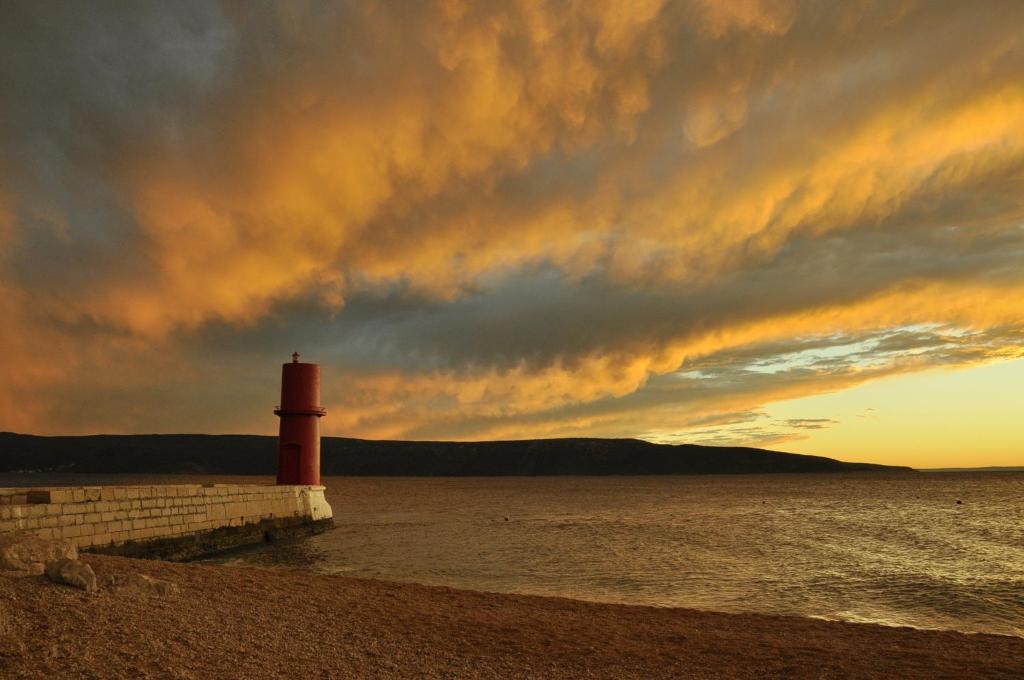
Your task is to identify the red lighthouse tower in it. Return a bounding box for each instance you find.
[274,352,326,485]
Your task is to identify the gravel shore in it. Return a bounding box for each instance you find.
[1,554,1021,679]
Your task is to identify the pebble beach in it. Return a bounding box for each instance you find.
[2,554,1022,679]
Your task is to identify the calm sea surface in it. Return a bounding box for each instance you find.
[4,472,1022,637]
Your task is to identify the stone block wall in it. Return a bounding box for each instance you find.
[0,484,332,551]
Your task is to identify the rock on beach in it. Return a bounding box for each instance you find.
[43,558,97,593]
[0,534,77,575]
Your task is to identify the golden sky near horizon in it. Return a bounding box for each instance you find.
[1,0,1022,467]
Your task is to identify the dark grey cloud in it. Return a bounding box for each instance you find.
[1,1,1023,442]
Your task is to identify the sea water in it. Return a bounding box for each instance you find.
[211,473,1024,637]
[4,471,1021,637]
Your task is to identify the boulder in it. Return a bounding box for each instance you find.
[0,534,77,575]
[44,558,97,593]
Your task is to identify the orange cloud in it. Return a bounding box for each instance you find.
[318,279,1024,441]
[2,1,1024,454]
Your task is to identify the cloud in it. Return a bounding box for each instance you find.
[1,1,1023,446]
[783,419,838,430]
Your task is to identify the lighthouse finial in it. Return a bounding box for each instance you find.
[292,351,300,363]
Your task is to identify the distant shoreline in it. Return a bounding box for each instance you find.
[0,432,911,476]
[921,466,1024,472]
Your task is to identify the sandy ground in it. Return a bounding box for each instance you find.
[1,554,1021,679]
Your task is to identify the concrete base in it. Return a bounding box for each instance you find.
[87,516,334,561]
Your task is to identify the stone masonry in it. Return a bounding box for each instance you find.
[0,484,332,551]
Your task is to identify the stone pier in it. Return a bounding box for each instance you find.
[0,484,333,560]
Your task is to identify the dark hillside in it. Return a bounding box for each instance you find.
[0,432,911,475]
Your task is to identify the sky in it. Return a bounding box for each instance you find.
[1,1,1022,468]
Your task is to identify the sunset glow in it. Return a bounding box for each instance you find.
[1,1,1022,466]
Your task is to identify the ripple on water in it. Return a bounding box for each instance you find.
[204,472,1024,637]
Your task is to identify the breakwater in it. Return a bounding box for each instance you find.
[0,484,332,559]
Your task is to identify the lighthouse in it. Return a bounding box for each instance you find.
[274,352,326,485]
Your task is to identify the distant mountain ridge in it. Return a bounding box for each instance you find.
[923,466,1024,472]
[0,432,911,476]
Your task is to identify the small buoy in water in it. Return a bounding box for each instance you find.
[956,500,963,505]
[504,516,510,521]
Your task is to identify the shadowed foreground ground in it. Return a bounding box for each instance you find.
[1,554,1021,679]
